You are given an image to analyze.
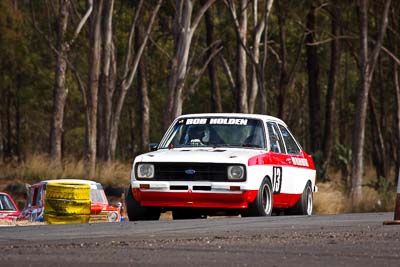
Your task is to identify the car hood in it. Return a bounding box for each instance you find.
[135,147,266,165]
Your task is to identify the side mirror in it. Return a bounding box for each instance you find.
[149,143,158,151]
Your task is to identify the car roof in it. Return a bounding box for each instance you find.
[176,113,287,126]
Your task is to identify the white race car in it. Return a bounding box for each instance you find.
[126,113,317,220]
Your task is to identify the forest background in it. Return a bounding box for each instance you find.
[0,0,399,214]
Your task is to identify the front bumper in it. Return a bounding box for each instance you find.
[132,188,258,209]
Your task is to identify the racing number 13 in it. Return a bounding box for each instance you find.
[272,166,282,193]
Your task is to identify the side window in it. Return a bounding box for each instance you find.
[266,122,286,153]
[32,187,43,206]
[36,188,43,206]
[278,124,301,155]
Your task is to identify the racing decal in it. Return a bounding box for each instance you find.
[209,118,248,125]
[272,166,282,193]
[291,157,309,167]
[185,118,249,125]
[186,118,207,125]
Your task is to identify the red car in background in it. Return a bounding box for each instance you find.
[0,192,21,221]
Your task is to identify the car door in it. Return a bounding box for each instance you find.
[275,123,313,206]
[265,121,292,196]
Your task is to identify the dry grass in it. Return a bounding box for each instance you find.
[0,154,131,187]
[314,181,396,214]
[347,187,396,213]
[314,182,347,214]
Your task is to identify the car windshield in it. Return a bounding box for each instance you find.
[90,185,108,204]
[159,117,266,149]
[0,194,17,211]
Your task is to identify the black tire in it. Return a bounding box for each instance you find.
[290,182,313,215]
[243,177,273,217]
[172,208,206,220]
[125,186,160,221]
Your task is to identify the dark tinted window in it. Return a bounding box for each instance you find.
[266,122,286,153]
[0,194,16,211]
[32,187,43,206]
[278,124,301,155]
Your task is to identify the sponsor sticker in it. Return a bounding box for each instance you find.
[184,118,249,125]
[186,118,207,125]
[209,118,248,125]
[291,157,309,167]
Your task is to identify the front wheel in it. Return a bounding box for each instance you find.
[243,177,273,217]
[125,186,160,221]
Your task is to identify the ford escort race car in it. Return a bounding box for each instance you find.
[126,113,317,220]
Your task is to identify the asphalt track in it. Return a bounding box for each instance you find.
[0,212,399,266]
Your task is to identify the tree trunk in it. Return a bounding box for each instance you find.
[108,0,162,159]
[258,0,274,115]
[15,80,21,161]
[5,89,12,160]
[276,1,288,119]
[350,0,391,204]
[236,0,248,113]
[164,0,216,127]
[86,0,103,177]
[129,104,137,157]
[49,0,70,163]
[368,94,387,181]
[226,0,273,115]
[248,0,261,114]
[394,61,400,185]
[135,23,150,152]
[165,1,193,126]
[204,3,222,113]
[322,3,341,180]
[98,0,115,161]
[305,3,321,153]
[393,1,400,184]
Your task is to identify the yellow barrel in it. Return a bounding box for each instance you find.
[45,198,91,215]
[46,183,91,200]
[44,182,91,224]
[44,214,90,224]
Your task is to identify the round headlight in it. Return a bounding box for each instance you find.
[227,165,244,180]
[108,211,118,222]
[137,164,154,178]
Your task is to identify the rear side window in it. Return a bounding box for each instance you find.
[278,124,301,155]
[0,195,16,211]
[31,187,43,207]
[266,122,286,153]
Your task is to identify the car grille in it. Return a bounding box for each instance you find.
[136,162,245,182]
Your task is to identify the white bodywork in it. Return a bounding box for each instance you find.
[131,113,316,199]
